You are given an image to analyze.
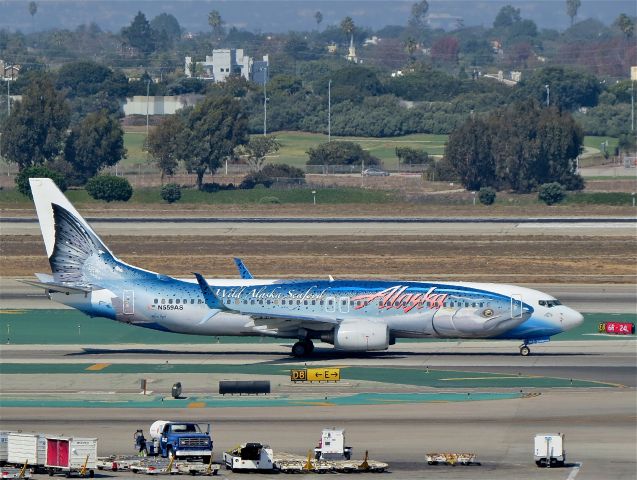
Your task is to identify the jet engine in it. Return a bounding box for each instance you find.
[323,321,389,351]
[432,306,528,338]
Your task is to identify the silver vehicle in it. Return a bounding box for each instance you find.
[362,168,390,176]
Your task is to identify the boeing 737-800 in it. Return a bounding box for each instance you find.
[26,178,584,357]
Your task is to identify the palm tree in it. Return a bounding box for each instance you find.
[615,13,634,39]
[314,11,323,30]
[565,0,581,27]
[340,16,355,44]
[208,10,224,41]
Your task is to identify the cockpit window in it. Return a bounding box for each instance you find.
[539,299,561,307]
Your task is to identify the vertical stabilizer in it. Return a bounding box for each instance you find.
[29,178,117,283]
[29,178,111,258]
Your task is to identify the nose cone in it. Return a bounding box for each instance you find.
[562,308,584,331]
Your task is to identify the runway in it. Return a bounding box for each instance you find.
[2,218,636,236]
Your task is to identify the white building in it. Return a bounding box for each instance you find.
[185,49,269,85]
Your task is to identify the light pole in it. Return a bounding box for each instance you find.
[145,79,150,139]
[545,84,550,107]
[263,66,268,136]
[328,79,332,142]
[6,77,10,116]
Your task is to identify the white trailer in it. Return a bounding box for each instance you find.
[314,428,352,461]
[223,443,274,471]
[45,436,97,477]
[0,432,11,464]
[534,433,566,467]
[7,433,46,469]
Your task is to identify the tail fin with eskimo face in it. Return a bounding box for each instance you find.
[29,178,120,285]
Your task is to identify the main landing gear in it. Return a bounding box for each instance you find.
[519,344,531,356]
[291,339,314,357]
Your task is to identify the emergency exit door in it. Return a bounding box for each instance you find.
[123,290,134,315]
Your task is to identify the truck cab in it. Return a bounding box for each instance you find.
[148,421,212,463]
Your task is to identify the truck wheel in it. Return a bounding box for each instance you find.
[89,470,95,478]
[202,456,211,464]
[520,345,531,356]
[49,469,54,476]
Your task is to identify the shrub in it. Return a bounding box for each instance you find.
[478,187,497,205]
[240,171,273,189]
[538,182,566,205]
[85,175,133,202]
[15,165,67,198]
[160,183,182,203]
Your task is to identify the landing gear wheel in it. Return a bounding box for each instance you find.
[292,340,314,357]
[520,345,531,356]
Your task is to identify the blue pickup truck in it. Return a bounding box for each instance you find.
[135,421,213,463]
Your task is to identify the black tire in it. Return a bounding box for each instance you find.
[305,340,315,355]
[291,341,307,357]
[89,470,95,478]
[49,469,54,476]
[520,345,531,356]
[202,456,211,464]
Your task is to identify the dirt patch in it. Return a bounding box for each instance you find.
[3,235,635,284]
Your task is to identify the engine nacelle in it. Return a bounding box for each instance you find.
[332,321,389,351]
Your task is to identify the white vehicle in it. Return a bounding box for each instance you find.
[534,433,566,467]
[0,432,11,464]
[362,167,390,177]
[45,436,97,477]
[7,433,46,469]
[314,429,352,461]
[223,443,273,471]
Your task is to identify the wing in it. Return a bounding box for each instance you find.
[233,257,254,279]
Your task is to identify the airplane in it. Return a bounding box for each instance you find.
[25,178,584,357]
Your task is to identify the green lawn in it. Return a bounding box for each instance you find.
[267,132,449,169]
[121,131,615,171]
[0,186,397,207]
[121,131,449,170]
[583,135,619,154]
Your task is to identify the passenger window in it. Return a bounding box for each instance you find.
[168,299,173,304]
[161,299,166,304]
[296,300,300,305]
[198,299,203,304]
[183,299,187,304]
[191,299,195,304]
[251,300,255,305]
[176,299,180,304]
[282,300,286,305]
[154,299,158,304]
[312,300,316,305]
[304,300,308,305]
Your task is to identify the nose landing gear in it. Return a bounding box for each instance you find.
[519,344,531,356]
[291,339,315,357]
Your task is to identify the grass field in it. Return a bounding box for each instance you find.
[0,186,397,206]
[120,130,449,170]
[121,130,615,170]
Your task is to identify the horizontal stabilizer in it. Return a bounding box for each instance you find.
[192,272,227,310]
[19,279,95,295]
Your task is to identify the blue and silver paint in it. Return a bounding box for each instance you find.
[43,201,583,352]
